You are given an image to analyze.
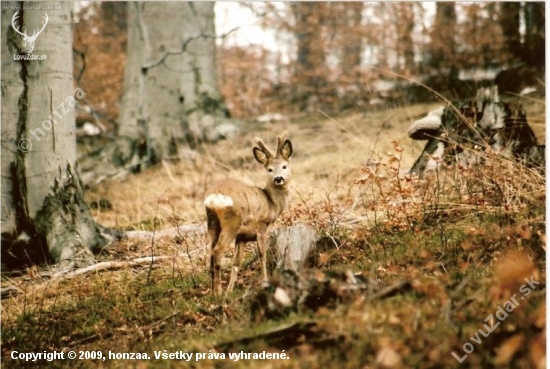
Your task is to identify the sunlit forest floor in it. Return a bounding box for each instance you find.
[2,94,546,368]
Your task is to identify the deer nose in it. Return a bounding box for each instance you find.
[274,176,285,184]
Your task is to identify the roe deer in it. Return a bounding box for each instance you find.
[204,131,293,295]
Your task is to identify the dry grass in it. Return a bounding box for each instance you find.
[84,101,452,231]
[2,95,546,368]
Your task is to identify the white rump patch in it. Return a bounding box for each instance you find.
[204,193,234,208]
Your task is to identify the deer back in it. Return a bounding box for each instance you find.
[204,178,281,225]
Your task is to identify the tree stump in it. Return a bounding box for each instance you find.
[269,224,318,271]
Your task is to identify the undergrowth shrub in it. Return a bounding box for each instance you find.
[354,140,545,231]
[275,138,545,271]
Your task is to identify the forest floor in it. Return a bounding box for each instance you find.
[1,92,546,368]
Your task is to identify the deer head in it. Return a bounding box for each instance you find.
[12,11,49,54]
[252,131,293,189]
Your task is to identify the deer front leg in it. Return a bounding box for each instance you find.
[256,233,268,283]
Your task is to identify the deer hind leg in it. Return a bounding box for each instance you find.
[211,227,240,296]
[226,237,246,294]
[206,209,221,248]
[210,210,241,296]
[206,209,222,295]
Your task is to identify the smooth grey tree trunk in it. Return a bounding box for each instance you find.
[1,4,22,236]
[1,2,109,268]
[114,1,230,169]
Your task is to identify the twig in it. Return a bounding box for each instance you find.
[51,255,195,279]
[125,223,205,240]
[145,310,180,330]
[368,280,411,300]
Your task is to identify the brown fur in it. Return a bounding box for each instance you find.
[204,131,293,295]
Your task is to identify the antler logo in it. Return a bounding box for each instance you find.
[11,11,49,54]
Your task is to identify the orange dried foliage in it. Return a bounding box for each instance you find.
[73,3,126,130]
[495,250,537,291]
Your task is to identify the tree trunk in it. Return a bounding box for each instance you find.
[339,2,363,74]
[428,3,457,79]
[1,4,22,237]
[395,3,416,75]
[523,2,545,68]
[291,2,330,112]
[114,1,230,169]
[499,2,522,62]
[270,225,318,271]
[181,2,231,143]
[1,2,109,268]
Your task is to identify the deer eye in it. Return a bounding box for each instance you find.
[283,166,287,169]
[268,168,273,173]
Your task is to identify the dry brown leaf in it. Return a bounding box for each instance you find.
[376,346,402,368]
[529,333,546,369]
[318,252,332,266]
[495,250,536,290]
[533,303,546,328]
[494,334,525,365]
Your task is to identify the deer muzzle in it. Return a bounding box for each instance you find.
[274,176,285,185]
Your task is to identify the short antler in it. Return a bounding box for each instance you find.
[254,137,275,158]
[254,131,289,158]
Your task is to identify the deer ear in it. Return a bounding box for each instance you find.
[280,140,293,160]
[253,147,269,165]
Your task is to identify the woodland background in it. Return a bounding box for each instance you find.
[75,2,544,126]
[1,2,546,368]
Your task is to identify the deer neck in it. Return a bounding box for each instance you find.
[262,182,289,218]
